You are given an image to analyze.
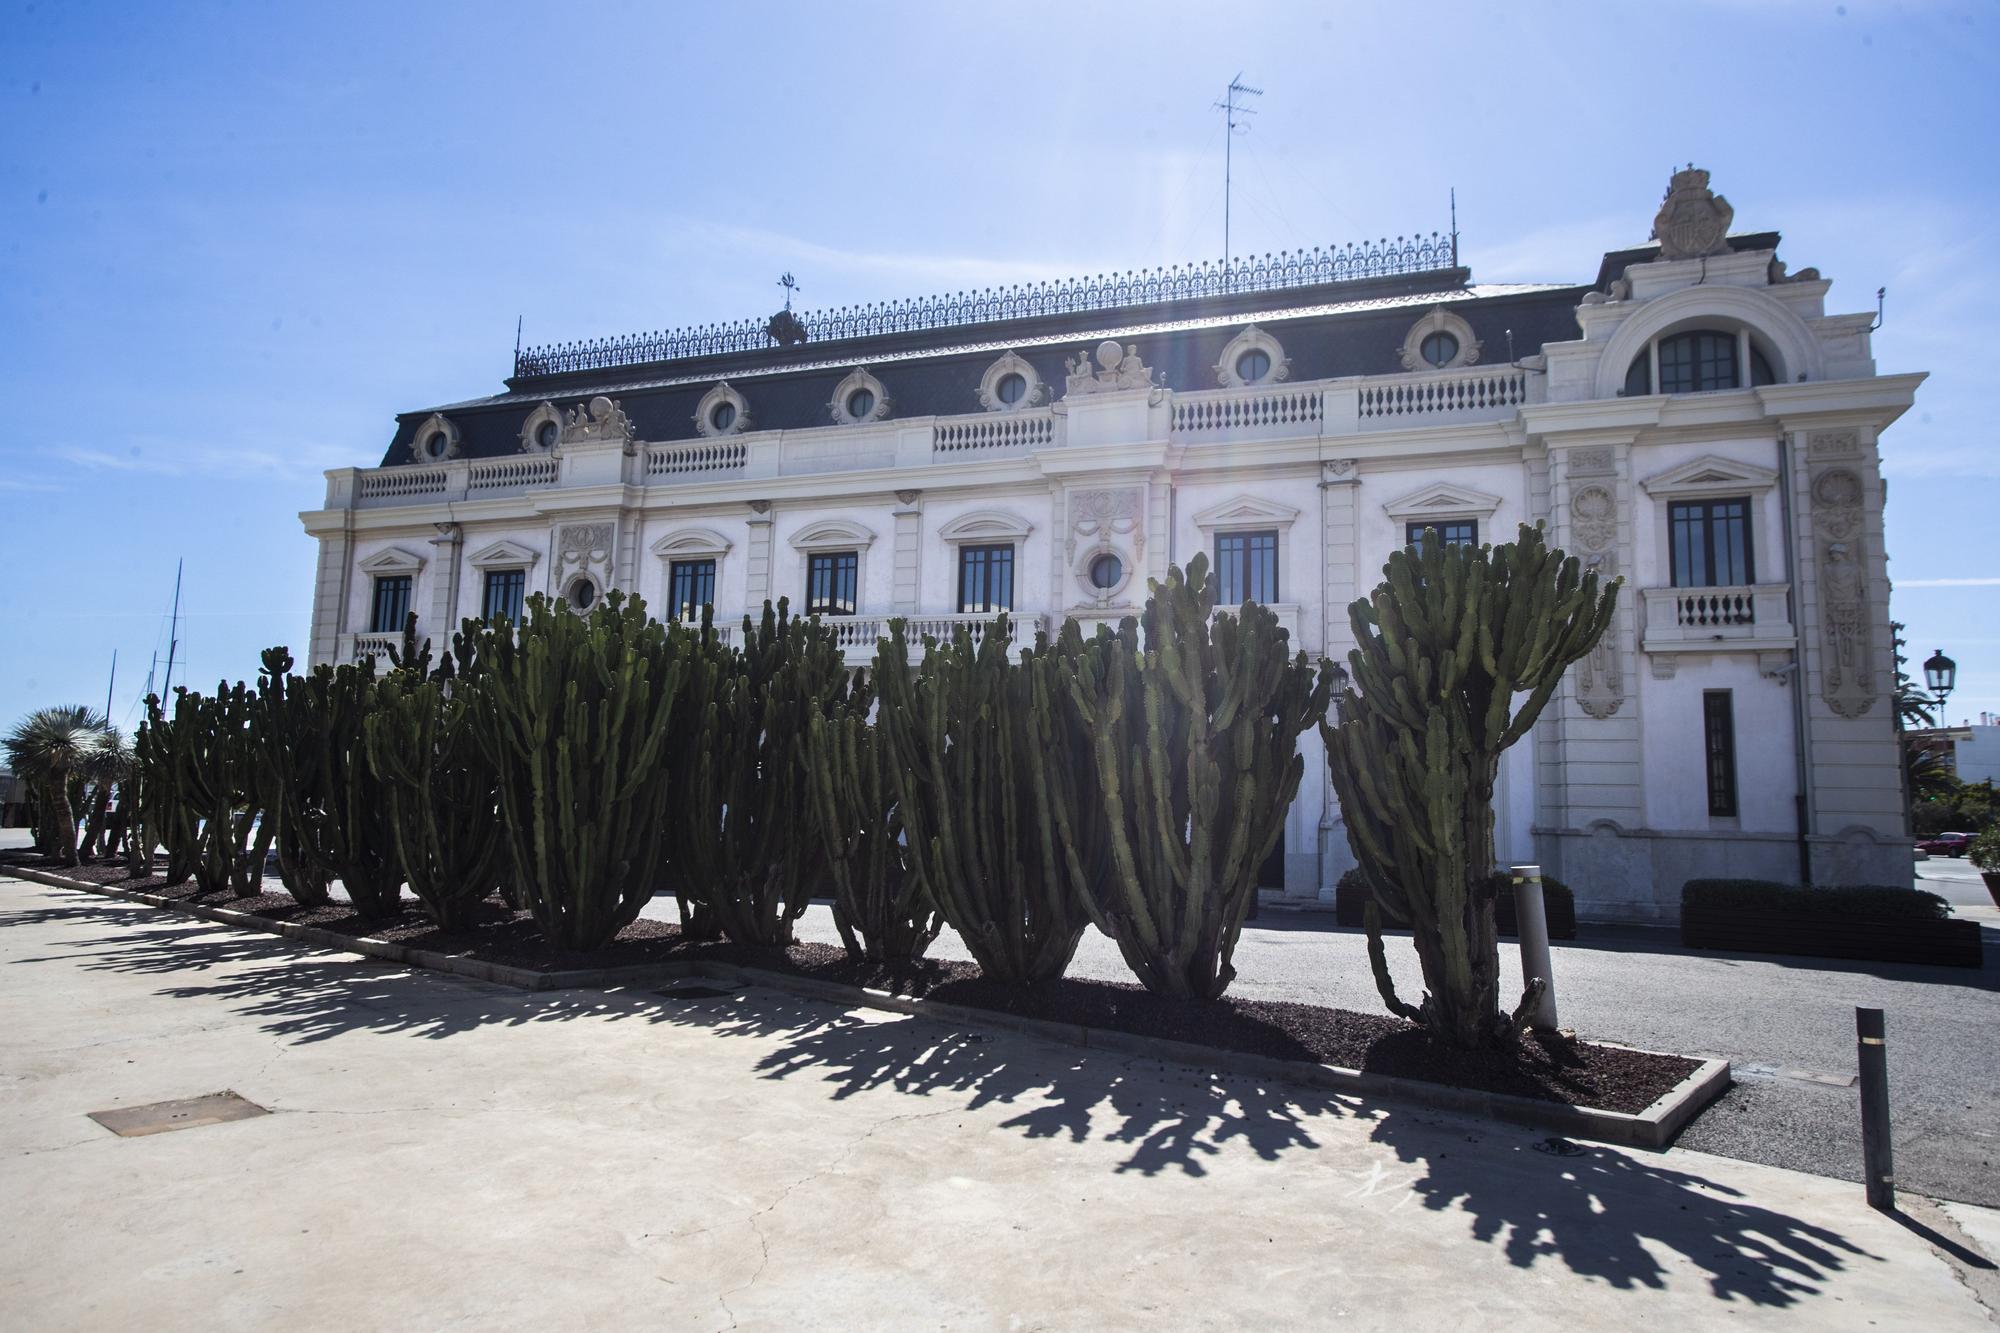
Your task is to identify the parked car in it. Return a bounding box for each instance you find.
[1917,831,1975,857]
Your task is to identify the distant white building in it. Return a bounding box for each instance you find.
[1914,718,2000,788]
[301,168,1922,920]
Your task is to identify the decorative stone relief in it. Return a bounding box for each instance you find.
[561,397,635,449]
[1067,486,1143,606]
[1567,447,1615,478]
[552,522,614,604]
[1650,165,1734,261]
[1322,459,1357,482]
[1812,468,1875,718]
[895,489,922,507]
[1570,483,1622,719]
[1064,341,1155,396]
[1807,430,1860,459]
[747,499,772,515]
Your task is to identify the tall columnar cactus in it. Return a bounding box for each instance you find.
[1043,555,1327,1000]
[806,707,942,963]
[1323,522,1619,1050]
[365,670,503,930]
[249,649,332,907]
[260,657,405,918]
[469,591,687,951]
[136,700,198,884]
[169,682,271,897]
[671,602,860,947]
[874,617,1089,987]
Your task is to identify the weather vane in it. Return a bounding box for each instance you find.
[777,272,801,311]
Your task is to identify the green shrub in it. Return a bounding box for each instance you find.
[1681,878,1950,921]
[1963,826,2000,872]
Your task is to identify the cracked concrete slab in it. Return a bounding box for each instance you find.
[1,876,1991,1331]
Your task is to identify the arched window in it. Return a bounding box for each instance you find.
[1622,328,1778,396]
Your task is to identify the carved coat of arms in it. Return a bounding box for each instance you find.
[1651,166,1734,261]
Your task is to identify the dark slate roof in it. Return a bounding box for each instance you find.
[377,274,1592,467]
[1592,231,1782,290]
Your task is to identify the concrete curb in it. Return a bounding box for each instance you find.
[5,864,1730,1149]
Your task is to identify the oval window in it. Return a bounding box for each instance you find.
[1420,331,1459,368]
[846,388,876,420]
[710,401,737,432]
[1088,553,1124,591]
[568,579,596,610]
[425,431,449,458]
[1235,348,1272,383]
[535,420,559,449]
[996,372,1027,405]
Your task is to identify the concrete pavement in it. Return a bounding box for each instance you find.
[3,875,1995,1330]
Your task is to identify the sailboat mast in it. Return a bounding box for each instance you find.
[161,559,184,697]
[104,650,117,719]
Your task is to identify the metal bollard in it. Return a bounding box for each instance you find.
[1510,864,1559,1031]
[1856,1007,1894,1210]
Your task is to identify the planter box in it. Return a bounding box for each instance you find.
[1681,904,1983,969]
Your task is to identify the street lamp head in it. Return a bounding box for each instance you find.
[1923,648,1957,703]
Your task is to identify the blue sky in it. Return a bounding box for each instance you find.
[3,0,1995,733]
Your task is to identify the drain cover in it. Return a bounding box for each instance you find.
[656,984,738,1000]
[88,1091,269,1138]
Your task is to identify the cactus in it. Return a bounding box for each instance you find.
[1322,522,1618,1050]
[671,602,860,947]
[365,669,503,930]
[874,617,1088,987]
[806,707,941,963]
[469,591,687,951]
[166,683,270,897]
[1043,555,1326,1000]
[258,657,405,918]
[135,701,198,884]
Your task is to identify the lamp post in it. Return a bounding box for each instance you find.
[1923,648,1957,719]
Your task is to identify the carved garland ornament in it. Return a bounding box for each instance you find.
[553,522,614,605]
[1812,468,1875,718]
[1570,484,1623,719]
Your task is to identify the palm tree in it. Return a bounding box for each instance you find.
[3,706,109,867]
[77,726,134,859]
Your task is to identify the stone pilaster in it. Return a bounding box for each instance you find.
[744,502,775,608]
[1317,459,1361,900]
[307,528,352,668]
[892,490,923,613]
[427,523,462,642]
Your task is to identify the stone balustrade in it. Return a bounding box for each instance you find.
[932,409,1058,455]
[1640,583,1795,653]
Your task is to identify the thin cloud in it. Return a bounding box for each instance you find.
[53,441,350,482]
[1897,578,2000,588]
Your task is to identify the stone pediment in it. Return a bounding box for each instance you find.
[468,539,541,570]
[1381,481,1504,522]
[787,518,878,551]
[1640,454,1779,499]
[650,528,734,560]
[1191,494,1302,532]
[358,545,426,574]
[937,509,1034,543]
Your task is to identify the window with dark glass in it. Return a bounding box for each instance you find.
[957,544,1015,614]
[1420,331,1459,368]
[1703,690,1738,817]
[1215,530,1279,604]
[1669,498,1753,587]
[481,568,525,623]
[846,388,875,420]
[669,559,716,620]
[1405,520,1478,554]
[1235,348,1272,383]
[1658,330,1739,394]
[806,551,858,616]
[370,575,412,634]
[1088,552,1123,590]
[995,373,1027,405]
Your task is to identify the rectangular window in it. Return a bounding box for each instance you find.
[370,575,412,634]
[669,559,717,621]
[1669,498,1754,588]
[1215,530,1280,604]
[957,544,1015,614]
[481,569,525,624]
[1703,690,1738,817]
[805,551,858,616]
[1405,520,1478,554]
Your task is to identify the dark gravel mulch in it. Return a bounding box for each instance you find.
[4,852,1699,1115]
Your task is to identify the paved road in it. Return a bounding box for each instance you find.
[642,866,2000,1208]
[3,882,1990,1330]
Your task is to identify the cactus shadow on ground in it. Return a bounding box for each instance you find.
[17,896,1879,1307]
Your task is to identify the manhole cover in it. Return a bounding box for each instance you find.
[656,984,738,1000]
[88,1091,268,1138]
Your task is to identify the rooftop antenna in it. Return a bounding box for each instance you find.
[1450,187,1459,268]
[777,272,801,311]
[1212,73,1261,270]
[160,558,183,699]
[514,315,523,362]
[104,649,117,720]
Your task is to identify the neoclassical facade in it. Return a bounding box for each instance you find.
[301,168,1922,920]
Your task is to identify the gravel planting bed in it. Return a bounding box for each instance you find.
[5,852,1698,1115]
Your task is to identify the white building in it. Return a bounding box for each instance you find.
[301,168,1922,921]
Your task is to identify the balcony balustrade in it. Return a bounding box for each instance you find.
[1640,583,1795,654]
